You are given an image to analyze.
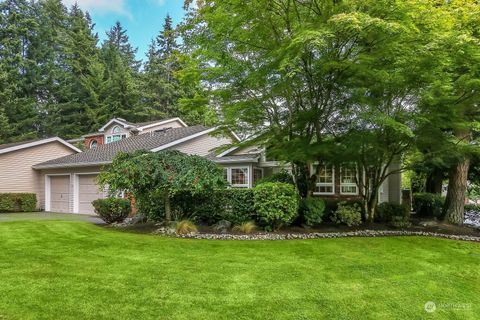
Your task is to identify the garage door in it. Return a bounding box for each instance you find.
[50,175,70,213]
[78,174,106,214]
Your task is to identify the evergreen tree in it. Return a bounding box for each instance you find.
[104,21,140,72]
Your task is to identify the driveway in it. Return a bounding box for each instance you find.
[0,212,104,224]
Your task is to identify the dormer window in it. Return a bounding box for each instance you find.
[89,140,98,149]
[106,125,127,144]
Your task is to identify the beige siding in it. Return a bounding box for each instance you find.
[173,134,233,156]
[103,123,130,138]
[39,166,104,212]
[141,120,185,133]
[388,162,402,204]
[0,142,76,208]
[231,145,263,155]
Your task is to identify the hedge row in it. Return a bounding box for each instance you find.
[0,193,37,212]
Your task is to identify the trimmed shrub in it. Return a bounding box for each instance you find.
[412,193,445,218]
[376,202,411,227]
[169,189,255,225]
[253,182,299,231]
[255,170,294,186]
[0,193,37,212]
[465,203,480,212]
[323,199,364,219]
[176,220,198,235]
[331,201,362,227]
[299,198,325,227]
[232,221,257,234]
[92,198,131,224]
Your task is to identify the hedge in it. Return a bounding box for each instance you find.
[0,193,37,212]
[92,198,131,224]
[412,193,445,218]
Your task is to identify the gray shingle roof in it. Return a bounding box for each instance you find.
[0,138,44,151]
[33,126,209,169]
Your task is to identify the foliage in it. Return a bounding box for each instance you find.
[170,188,255,225]
[376,203,411,227]
[0,193,37,213]
[299,198,325,227]
[253,182,299,231]
[464,204,480,213]
[323,199,364,218]
[98,150,225,222]
[331,202,362,227]
[92,198,131,224]
[255,170,294,186]
[175,220,198,235]
[412,193,445,218]
[232,221,257,234]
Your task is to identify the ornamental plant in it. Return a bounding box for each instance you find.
[98,150,225,222]
[253,182,299,231]
[331,201,362,227]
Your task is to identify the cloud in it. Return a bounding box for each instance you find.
[62,0,131,17]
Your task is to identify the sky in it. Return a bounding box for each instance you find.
[62,0,186,61]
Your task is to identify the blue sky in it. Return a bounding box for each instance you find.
[62,0,186,61]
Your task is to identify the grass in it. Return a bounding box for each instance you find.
[0,218,479,319]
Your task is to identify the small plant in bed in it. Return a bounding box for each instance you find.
[331,201,362,227]
[175,220,198,235]
[232,221,257,234]
[299,198,325,227]
[92,198,131,224]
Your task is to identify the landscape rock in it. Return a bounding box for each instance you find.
[464,210,480,229]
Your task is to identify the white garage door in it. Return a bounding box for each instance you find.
[78,174,106,215]
[50,176,70,213]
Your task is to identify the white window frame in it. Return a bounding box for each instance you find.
[340,165,359,195]
[224,167,250,188]
[312,164,335,195]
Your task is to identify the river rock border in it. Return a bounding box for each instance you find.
[156,229,480,242]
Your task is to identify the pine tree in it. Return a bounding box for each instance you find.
[141,15,185,119]
[104,21,140,72]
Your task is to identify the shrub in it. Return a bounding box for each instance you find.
[465,203,480,212]
[253,182,299,231]
[175,220,198,235]
[0,193,37,212]
[412,193,445,218]
[92,198,131,224]
[376,203,410,223]
[323,199,364,219]
[299,198,325,227]
[169,189,255,225]
[232,221,257,234]
[376,202,411,228]
[255,170,294,186]
[331,201,362,227]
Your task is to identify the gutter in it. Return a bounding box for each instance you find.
[32,161,112,170]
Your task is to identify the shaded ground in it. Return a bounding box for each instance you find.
[0,219,479,319]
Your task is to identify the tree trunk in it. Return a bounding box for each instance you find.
[164,192,172,222]
[366,194,378,223]
[444,158,470,225]
[426,168,444,194]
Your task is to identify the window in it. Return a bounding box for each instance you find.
[89,140,97,149]
[340,165,358,195]
[313,164,334,195]
[253,168,263,186]
[105,126,127,144]
[223,167,249,188]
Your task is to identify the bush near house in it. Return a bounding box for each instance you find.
[254,182,299,231]
[169,189,255,225]
[376,203,411,227]
[0,193,37,212]
[331,201,362,227]
[92,198,131,224]
[255,170,295,186]
[299,198,326,227]
[323,199,364,219]
[412,193,445,218]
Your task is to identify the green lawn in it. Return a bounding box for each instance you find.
[0,218,479,319]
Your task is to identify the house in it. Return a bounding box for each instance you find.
[0,117,402,215]
[0,138,81,206]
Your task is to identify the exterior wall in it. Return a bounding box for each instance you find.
[173,134,233,157]
[388,162,402,204]
[231,145,263,155]
[103,123,130,139]
[39,165,104,212]
[140,120,185,133]
[84,135,104,149]
[0,142,77,208]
